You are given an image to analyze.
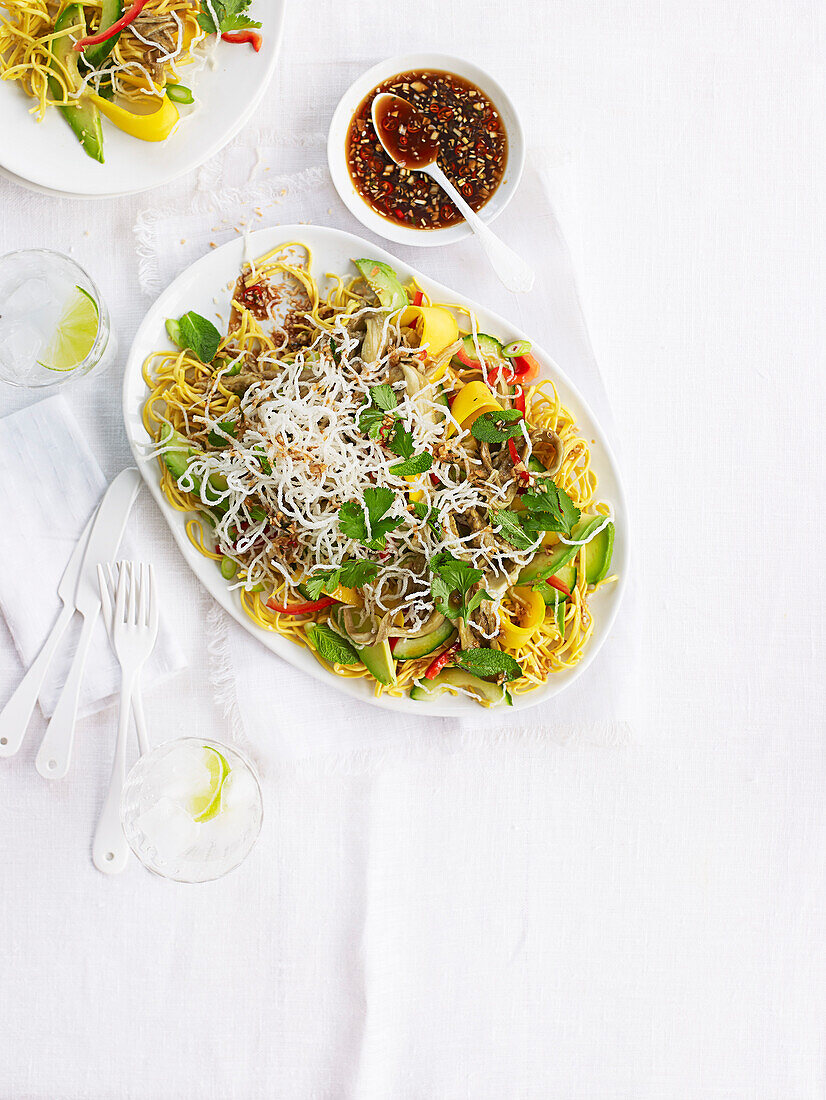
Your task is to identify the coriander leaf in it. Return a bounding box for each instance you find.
[370,384,398,412]
[168,310,221,363]
[387,421,414,459]
[521,482,581,535]
[455,647,523,683]
[358,385,398,439]
[389,452,433,476]
[330,338,342,366]
[491,507,538,551]
[308,623,361,666]
[197,0,261,34]
[429,553,490,621]
[303,573,330,601]
[470,409,525,444]
[339,487,402,550]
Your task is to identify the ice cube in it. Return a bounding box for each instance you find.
[0,321,43,375]
[147,742,211,808]
[136,797,199,861]
[219,766,259,812]
[3,276,54,318]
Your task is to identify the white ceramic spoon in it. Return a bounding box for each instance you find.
[371,93,535,294]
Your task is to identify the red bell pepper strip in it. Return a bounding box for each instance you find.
[508,437,530,481]
[546,575,572,598]
[411,290,424,307]
[221,30,263,51]
[74,0,149,50]
[424,640,460,680]
[389,637,399,654]
[513,385,526,416]
[266,596,334,615]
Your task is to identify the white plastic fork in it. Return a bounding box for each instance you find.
[93,562,159,875]
[99,563,151,757]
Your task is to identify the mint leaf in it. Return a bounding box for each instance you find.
[521,482,581,535]
[168,310,221,363]
[430,553,490,621]
[455,647,523,682]
[389,452,432,476]
[307,623,361,666]
[470,409,524,444]
[197,0,262,34]
[412,501,441,532]
[491,507,537,551]
[339,487,402,550]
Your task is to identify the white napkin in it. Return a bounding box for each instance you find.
[135,142,640,761]
[0,394,186,718]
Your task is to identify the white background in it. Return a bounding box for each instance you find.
[1,2,824,1097]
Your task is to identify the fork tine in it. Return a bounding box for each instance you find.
[127,562,138,625]
[138,563,149,627]
[148,564,159,638]
[115,560,129,625]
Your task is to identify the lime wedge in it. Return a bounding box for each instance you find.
[188,746,230,823]
[38,285,99,373]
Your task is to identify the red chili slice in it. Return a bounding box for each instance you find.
[546,576,572,598]
[508,437,530,481]
[221,30,263,51]
[513,385,526,416]
[424,640,460,680]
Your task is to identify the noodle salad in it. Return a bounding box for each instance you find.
[142,244,617,708]
[0,1,263,162]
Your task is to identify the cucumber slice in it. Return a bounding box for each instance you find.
[582,522,615,585]
[410,668,512,707]
[353,259,408,312]
[83,0,123,68]
[393,618,456,661]
[517,515,608,585]
[454,333,503,369]
[50,6,104,163]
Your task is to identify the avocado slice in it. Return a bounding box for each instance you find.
[353,259,408,312]
[581,522,615,585]
[332,606,397,686]
[49,5,104,163]
[517,514,608,585]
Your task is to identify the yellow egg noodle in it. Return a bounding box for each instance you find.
[142,243,617,707]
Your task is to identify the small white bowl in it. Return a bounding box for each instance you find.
[327,53,525,248]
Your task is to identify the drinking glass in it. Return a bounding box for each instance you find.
[121,737,264,883]
[0,248,114,388]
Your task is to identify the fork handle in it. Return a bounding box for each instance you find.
[0,602,75,758]
[35,610,98,780]
[93,669,137,875]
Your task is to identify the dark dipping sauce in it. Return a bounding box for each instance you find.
[346,69,508,230]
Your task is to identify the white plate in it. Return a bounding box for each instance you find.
[123,224,628,716]
[327,53,525,248]
[0,1,285,198]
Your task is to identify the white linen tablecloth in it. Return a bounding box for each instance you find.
[1,2,824,1098]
